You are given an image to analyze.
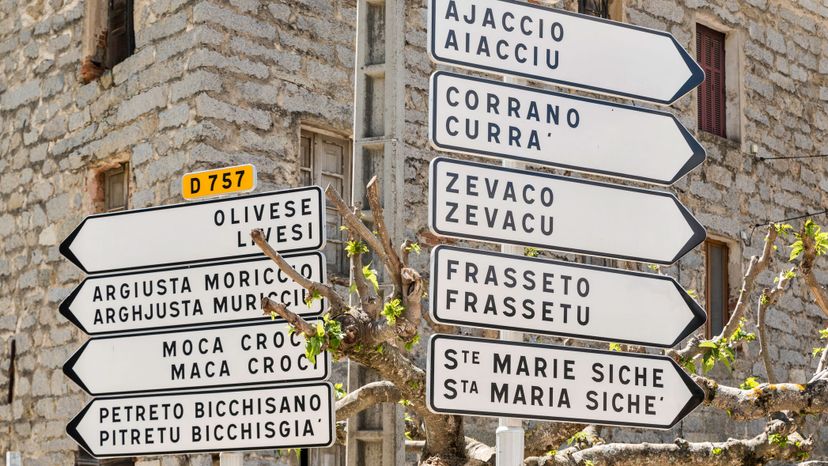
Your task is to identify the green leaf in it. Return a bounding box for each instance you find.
[813,347,825,357]
[768,433,788,447]
[711,447,723,456]
[740,377,760,390]
[334,383,347,399]
[404,333,421,351]
[524,247,539,258]
[346,240,369,257]
[699,340,718,349]
[405,242,422,254]
[789,241,804,262]
[608,343,622,352]
[820,328,828,340]
[363,264,380,292]
[381,298,405,326]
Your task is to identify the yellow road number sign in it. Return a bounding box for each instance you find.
[182,164,257,200]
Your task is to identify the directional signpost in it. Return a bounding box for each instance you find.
[428,0,705,105]
[427,335,704,429]
[67,383,335,458]
[429,71,706,185]
[429,157,705,264]
[430,246,706,347]
[60,253,325,335]
[60,187,325,274]
[64,321,329,396]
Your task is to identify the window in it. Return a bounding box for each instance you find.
[300,130,352,278]
[578,0,623,21]
[104,163,129,212]
[705,239,730,338]
[81,0,135,83]
[697,24,726,138]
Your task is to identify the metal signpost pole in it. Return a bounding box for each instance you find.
[219,452,244,466]
[497,74,525,466]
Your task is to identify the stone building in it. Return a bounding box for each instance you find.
[0,0,827,465]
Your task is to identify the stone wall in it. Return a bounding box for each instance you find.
[0,0,354,464]
[1,0,827,464]
[400,0,828,454]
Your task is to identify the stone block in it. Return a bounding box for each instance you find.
[116,85,168,124]
[0,79,41,109]
[193,2,276,40]
[195,94,271,130]
[170,69,222,102]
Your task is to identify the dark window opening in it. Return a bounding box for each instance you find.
[104,163,129,212]
[300,131,352,278]
[697,24,727,138]
[6,339,15,404]
[705,240,730,338]
[106,0,135,69]
[579,0,609,18]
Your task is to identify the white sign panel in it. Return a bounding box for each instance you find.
[428,158,705,265]
[430,246,706,347]
[429,71,706,185]
[60,187,325,274]
[427,335,704,429]
[428,0,704,105]
[63,321,329,396]
[60,253,325,335]
[67,383,335,458]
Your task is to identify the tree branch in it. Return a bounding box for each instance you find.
[693,375,828,420]
[366,176,403,292]
[335,380,401,421]
[525,429,812,466]
[326,185,395,284]
[669,225,778,362]
[251,228,345,312]
[757,271,794,384]
[800,233,828,318]
[523,422,586,457]
[262,297,316,337]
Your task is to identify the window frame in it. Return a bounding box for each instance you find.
[704,238,731,339]
[103,163,130,213]
[694,17,744,145]
[578,0,623,21]
[299,129,353,279]
[696,24,727,138]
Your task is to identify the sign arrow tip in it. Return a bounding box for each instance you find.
[66,401,95,456]
[670,201,707,264]
[668,279,708,348]
[669,117,707,185]
[668,36,706,105]
[62,343,93,395]
[668,359,706,428]
[59,281,89,334]
[59,219,89,274]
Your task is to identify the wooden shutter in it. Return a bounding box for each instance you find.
[705,240,730,338]
[106,0,135,69]
[697,25,726,138]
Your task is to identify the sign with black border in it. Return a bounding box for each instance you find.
[60,253,326,336]
[428,157,706,265]
[429,71,706,186]
[428,0,705,105]
[66,382,335,458]
[63,320,330,396]
[426,334,704,429]
[429,245,706,348]
[60,186,325,274]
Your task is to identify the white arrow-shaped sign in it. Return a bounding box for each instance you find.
[67,383,334,458]
[60,187,325,274]
[429,72,706,185]
[429,0,704,105]
[63,321,329,396]
[60,254,325,335]
[427,335,704,429]
[429,158,705,264]
[430,246,706,348]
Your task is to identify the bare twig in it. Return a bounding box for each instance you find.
[693,375,828,419]
[525,426,812,466]
[669,225,778,362]
[336,380,401,420]
[800,233,828,318]
[251,229,345,312]
[366,176,403,291]
[262,297,316,337]
[757,271,794,384]
[325,186,394,282]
